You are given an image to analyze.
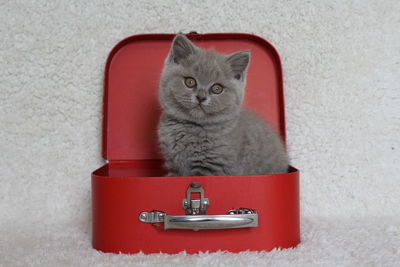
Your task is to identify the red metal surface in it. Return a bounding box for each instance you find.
[92,33,300,254]
[92,161,299,254]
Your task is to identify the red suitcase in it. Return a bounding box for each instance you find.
[91,33,300,254]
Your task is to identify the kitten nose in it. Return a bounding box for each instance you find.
[196,95,206,103]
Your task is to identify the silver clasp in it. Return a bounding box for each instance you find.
[138,182,258,230]
[182,182,209,215]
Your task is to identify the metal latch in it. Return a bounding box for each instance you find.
[182,182,209,215]
[139,182,258,231]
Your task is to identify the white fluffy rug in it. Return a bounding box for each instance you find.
[1,216,399,266]
[1,0,399,266]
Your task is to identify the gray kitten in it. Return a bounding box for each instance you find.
[158,35,289,176]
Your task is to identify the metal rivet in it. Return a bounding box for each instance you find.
[191,182,201,188]
[139,213,147,221]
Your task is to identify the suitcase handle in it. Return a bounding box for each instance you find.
[140,212,257,230]
[138,182,258,231]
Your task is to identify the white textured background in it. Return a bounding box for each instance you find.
[1,0,399,266]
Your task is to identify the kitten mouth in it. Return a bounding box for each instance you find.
[197,103,207,113]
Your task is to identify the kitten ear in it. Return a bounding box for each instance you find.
[168,35,197,64]
[226,50,251,80]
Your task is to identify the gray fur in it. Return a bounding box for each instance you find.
[158,35,289,176]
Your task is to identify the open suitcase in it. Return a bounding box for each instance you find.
[91,33,300,254]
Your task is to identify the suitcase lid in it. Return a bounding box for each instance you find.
[102,33,286,161]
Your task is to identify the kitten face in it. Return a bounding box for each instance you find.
[159,35,250,124]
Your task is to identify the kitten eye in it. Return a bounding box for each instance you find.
[210,84,223,94]
[184,77,197,88]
